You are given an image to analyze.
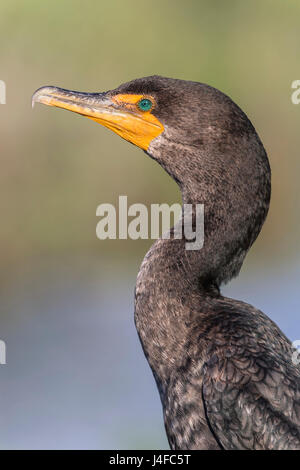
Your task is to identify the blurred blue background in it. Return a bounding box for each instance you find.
[0,0,299,449]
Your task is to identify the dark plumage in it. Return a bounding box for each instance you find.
[33,76,300,449]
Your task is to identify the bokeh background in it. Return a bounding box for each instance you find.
[0,0,299,449]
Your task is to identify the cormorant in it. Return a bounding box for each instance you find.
[32,76,300,450]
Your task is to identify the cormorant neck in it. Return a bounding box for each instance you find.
[147,129,271,288]
[134,213,221,393]
[135,132,270,386]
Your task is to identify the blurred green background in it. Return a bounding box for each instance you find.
[0,0,299,449]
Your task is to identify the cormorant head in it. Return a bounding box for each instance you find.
[32,76,268,194]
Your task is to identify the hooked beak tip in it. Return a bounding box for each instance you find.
[32,86,58,109]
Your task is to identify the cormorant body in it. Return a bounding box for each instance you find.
[33,76,300,450]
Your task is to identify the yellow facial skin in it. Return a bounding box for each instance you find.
[32,88,164,151]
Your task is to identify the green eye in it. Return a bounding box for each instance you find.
[138,98,153,112]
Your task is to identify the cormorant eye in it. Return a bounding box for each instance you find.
[137,98,153,112]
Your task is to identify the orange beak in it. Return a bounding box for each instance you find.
[32,86,164,151]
